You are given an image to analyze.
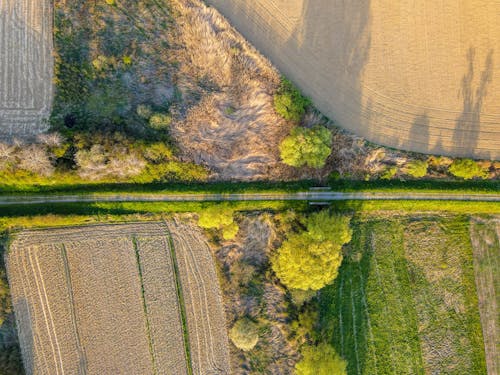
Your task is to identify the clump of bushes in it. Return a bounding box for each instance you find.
[272,211,352,291]
[404,160,428,178]
[448,158,488,179]
[198,204,239,240]
[149,113,172,130]
[279,126,332,168]
[229,317,260,351]
[274,78,310,122]
[380,166,398,180]
[295,343,347,375]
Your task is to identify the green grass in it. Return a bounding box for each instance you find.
[319,216,487,375]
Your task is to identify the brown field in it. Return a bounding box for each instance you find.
[168,219,231,375]
[205,0,500,159]
[6,222,229,375]
[0,0,53,140]
[470,217,500,375]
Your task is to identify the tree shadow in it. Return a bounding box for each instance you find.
[453,48,494,157]
[409,113,430,153]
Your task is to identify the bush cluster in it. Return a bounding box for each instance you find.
[279,126,332,169]
[274,78,310,122]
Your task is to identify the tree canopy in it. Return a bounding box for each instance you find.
[272,211,352,291]
[448,158,488,180]
[274,78,310,122]
[279,126,332,169]
[295,343,347,375]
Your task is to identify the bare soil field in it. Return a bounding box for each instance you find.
[0,0,53,140]
[205,0,500,159]
[6,222,229,375]
[167,219,231,374]
[470,217,500,375]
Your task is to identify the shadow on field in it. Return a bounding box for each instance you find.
[409,114,430,154]
[453,48,494,158]
[318,221,373,375]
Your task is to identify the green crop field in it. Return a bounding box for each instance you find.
[319,215,487,375]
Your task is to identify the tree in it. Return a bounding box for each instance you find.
[295,343,347,375]
[279,126,332,168]
[274,78,310,122]
[149,113,172,130]
[17,145,54,176]
[229,318,259,351]
[404,159,428,178]
[272,211,352,291]
[448,158,488,179]
[198,205,239,240]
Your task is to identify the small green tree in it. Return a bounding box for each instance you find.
[272,211,352,291]
[404,160,428,178]
[274,78,310,122]
[229,318,259,351]
[295,343,347,375]
[198,205,239,240]
[279,126,332,168]
[448,158,488,179]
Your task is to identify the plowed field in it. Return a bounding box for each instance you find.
[0,0,53,140]
[206,0,500,159]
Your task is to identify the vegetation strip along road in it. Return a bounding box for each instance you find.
[0,191,499,206]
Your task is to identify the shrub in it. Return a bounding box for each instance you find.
[136,104,153,119]
[274,78,310,122]
[149,113,172,130]
[198,205,239,240]
[272,211,352,291]
[295,343,347,375]
[279,126,332,168]
[404,160,428,178]
[380,166,398,180]
[229,318,259,351]
[448,159,488,180]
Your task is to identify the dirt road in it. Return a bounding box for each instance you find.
[205,0,500,159]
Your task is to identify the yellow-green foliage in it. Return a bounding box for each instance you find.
[380,166,398,180]
[198,204,239,240]
[295,343,347,375]
[149,113,172,130]
[274,78,310,122]
[272,211,352,291]
[404,160,428,178]
[279,126,332,168]
[229,318,259,351]
[448,159,488,180]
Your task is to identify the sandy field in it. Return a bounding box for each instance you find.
[205,0,500,159]
[0,0,53,141]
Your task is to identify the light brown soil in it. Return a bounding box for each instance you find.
[205,0,500,159]
[167,218,231,375]
[470,217,500,375]
[0,0,53,140]
[7,223,224,375]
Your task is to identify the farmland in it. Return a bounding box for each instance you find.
[470,217,500,375]
[319,215,487,375]
[206,0,500,159]
[0,0,53,140]
[6,222,230,374]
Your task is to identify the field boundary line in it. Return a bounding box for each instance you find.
[164,221,194,375]
[60,244,87,375]
[132,236,158,375]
